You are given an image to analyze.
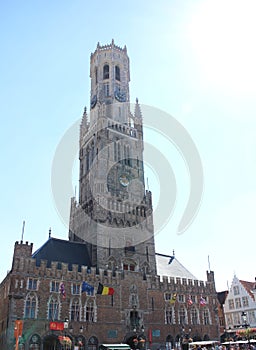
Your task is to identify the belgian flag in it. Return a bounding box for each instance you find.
[97,282,115,295]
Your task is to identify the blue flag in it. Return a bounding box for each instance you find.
[82,282,94,295]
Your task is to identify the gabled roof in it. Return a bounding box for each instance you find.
[156,253,198,280]
[240,280,256,299]
[32,237,92,271]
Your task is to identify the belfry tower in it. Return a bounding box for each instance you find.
[69,40,157,276]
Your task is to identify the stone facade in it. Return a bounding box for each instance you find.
[0,240,219,349]
[0,41,220,349]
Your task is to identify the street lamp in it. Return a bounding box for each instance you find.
[180,327,192,350]
[241,312,248,328]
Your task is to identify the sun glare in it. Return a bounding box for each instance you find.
[187,0,256,96]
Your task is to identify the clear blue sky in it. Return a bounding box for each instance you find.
[1,0,256,291]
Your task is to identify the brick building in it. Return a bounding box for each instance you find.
[0,40,220,349]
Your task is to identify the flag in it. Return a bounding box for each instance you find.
[169,293,177,304]
[199,296,206,306]
[82,281,94,295]
[60,282,66,299]
[187,296,193,306]
[97,282,114,295]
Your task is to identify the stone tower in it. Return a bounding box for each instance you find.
[69,40,157,276]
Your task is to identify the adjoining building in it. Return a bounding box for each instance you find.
[0,40,220,350]
[222,275,256,341]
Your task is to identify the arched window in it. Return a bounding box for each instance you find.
[48,296,60,320]
[190,307,199,325]
[25,293,37,319]
[103,64,109,79]
[202,308,211,325]
[115,66,120,81]
[71,298,81,321]
[29,334,41,349]
[88,336,98,350]
[178,306,186,324]
[165,306,174,324]
[85,299,95,322]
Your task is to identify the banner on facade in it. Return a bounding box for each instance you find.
[50,321,64,331]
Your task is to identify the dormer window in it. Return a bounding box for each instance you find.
[115,65,120,81]
[103,64,109,79]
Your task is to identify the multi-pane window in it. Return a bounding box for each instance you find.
[233,285,240,295]
[235,298,241,308]
[25,293,37,319]
[72,283,81,295]
[226,314,232,327]
[48,297,59,320]
[178,294,184,303]
[27,278,38,291]
[123,263,135,271]
[202,309,210,325]
[228,299,235,309]
[191,307,199,325]
[50,281,60,292]
[165,293,172,301]
[249,310,256,324]
[165,307,174,324]
[71,298,81,321]
[191,295,197,303]
[85,300,95,322]
[233,313,240,325]
[104,83,110,96]
[103,64,109,79]
[242,296,249,307]
[178,306,186,324]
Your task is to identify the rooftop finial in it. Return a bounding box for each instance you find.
[49,227,51,239]
[21,220,25,241]
[172,249,175,256]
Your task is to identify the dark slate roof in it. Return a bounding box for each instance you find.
[217,290,228,305]
[32,237,92,271]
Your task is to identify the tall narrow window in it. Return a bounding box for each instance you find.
[95,67,98,84]
[25,293,37,319]
[178,306,186,324]
[191,307,199,325]
[71,298,81,321]
[115,66,120,81]
[104,83,110,96]
[48,297,60,320]
[103,64,109,79]
[85,299,95,322]
[166,307,173,324]
[202,309,210,325]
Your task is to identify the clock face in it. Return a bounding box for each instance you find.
[90,95,97,109]
[119,174,130,187]
[114,89,126,102]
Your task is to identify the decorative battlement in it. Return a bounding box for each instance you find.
[91,39,127,59]
[13,240,33,257]
[13,250,213,294]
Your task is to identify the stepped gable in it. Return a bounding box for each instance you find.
[32,237,92,270]
[156,253,197,280]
